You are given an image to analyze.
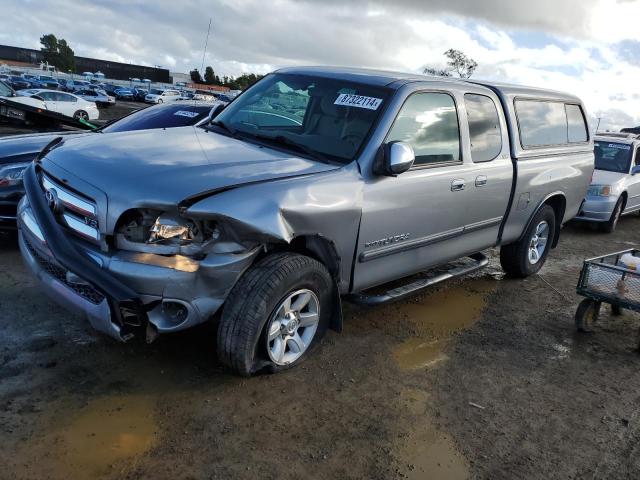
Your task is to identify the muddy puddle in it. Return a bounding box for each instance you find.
[14,394,158,479]
[397,389,469,479]
[388,279,496,479]
[392,278,496,370]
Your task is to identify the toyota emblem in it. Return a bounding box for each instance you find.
[45,188,62,213]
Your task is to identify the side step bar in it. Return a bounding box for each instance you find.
[346,252,489,306]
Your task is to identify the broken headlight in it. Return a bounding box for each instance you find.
[115,209,226,256]
[149,214,197,243]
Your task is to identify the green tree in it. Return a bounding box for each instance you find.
[204,66,216,85]
[423,49,478,79]
[189,68,203,83]
[39,33,75,71]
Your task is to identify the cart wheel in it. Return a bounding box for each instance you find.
[575,299,601,333]
[612,304,623,316]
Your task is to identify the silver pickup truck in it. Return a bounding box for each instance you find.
[17,67,593,375]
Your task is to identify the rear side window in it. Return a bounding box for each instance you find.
[566,104,588,143]
[465,94,502,162]
[516,100,589,147]
[387,92,460,166]
[516,100,566,147]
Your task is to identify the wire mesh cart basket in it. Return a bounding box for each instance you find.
[575,249,640,338]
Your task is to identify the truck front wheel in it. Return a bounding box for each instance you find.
[500,205,556,277]
[217,253,333,376]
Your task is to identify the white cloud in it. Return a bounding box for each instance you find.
[1,0,640,130]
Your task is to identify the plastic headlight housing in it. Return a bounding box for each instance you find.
[0,161,30,187]
[587,185,611,197]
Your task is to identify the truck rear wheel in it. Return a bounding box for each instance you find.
[217,253,333,376]
[500,205,556,277]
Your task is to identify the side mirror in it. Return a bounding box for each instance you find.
[632,166,640,175]
[380,141,415,176]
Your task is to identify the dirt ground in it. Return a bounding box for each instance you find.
[1,112,640,479]
[2,216,640,479]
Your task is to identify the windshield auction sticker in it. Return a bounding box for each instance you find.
[174,110,200,118]
[607,143,631,150]
[334,94,383,110]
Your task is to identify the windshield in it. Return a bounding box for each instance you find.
[214,73,391,163]
[0,81,13,97]
[594,141,632,173]
[149,89,163,95]
[102,104,211,133]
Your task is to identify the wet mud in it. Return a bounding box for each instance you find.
[2,215,640,479]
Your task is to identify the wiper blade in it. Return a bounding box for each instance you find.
[208,120,237,136]
[251,133,331,165]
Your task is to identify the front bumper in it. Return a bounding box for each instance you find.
[18,164,258,341]
[573,195,619,222]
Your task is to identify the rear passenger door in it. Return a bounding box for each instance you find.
[353,89,512,292]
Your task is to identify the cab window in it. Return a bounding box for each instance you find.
[464,93,502,162]
[387,92,460,166]
[566,104,588,143]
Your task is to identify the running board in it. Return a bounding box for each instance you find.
[346,252,489,306]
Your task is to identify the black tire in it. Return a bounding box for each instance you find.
[157,99,163,104]
[217,253,333,376]
[500,205,556,278]
[575,298,600,333]
[73,110,88,121]
[599,197,624,233]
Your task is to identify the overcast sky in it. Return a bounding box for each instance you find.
[4,0,640,130]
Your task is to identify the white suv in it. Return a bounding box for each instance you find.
[145,89,181,104]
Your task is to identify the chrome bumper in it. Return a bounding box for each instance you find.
[18,194,259,340]
[18,207,120,339]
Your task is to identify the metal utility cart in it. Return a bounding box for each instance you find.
[575,249,640,338]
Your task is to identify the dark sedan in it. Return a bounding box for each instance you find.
[0,102,223,228]
[114,88,135,100]
[7,76,31,90]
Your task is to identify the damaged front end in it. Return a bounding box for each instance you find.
[18,164,262,342]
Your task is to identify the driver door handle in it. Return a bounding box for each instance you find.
[451,179,465,191]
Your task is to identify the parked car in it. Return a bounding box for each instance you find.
[574,133,640,232]
[179,91,194,100]
[60,79,91,92]
[145,89,181,104]
[132,87,149,102]
[36,75,60,90]
[20,74,44,88]
[102,84,122,96]
[16,67,592,375]
[114,88,135,101]
[0,102,222,228]
[7,76,31,90]
[7,89,99,120]
[76,89,115,107]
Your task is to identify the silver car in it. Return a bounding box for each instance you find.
[17,67,593,375]
[575,133,640,232]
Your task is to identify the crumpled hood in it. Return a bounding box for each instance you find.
[42,126,339,228]
[592,169,626,186]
